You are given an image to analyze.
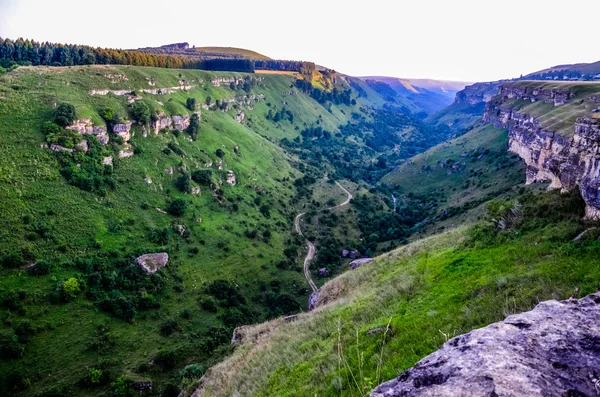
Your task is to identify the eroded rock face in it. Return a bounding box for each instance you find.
[172,115,190,131]
[485,92,600,219]
[150,115,172,134]
[135,253,168,274]
[371,292,600,397]
[66,119,109,145]
[112,122,132,142]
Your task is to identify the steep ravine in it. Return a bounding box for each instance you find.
[484,83,600,219]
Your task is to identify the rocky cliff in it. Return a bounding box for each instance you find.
[485,83,600,219]
[371,292,600,397]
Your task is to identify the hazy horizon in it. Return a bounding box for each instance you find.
[1,0,599,82]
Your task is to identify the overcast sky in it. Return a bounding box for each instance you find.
[1,0,599,82]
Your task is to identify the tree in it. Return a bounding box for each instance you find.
[205,96,212,107]
[191,169,212,186]
[215,148,225,158]
[54,103,76,127]
[99,106,115,122]
[167,199,187,217]
[130,101,151,125]
[186,97,196,111]
[175,173,191,193]
[186,113,200,140]
[62,277,81,299]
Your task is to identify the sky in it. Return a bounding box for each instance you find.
[1,0,600,82]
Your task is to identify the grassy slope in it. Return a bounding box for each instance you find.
[198,188,600,397]
[497,81,600,137]
[0,65,375,395]
[381,125,526,224]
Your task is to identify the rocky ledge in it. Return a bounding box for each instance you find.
[371,292,600,397]
[485,92,600,219]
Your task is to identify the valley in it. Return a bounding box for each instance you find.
[1,26,600,397]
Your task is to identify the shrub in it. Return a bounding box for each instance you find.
[130,101,151,125]
[54,103,76,127]
[154,349,176,370]
[176,173,191,193]
[29,260,51,276]
[99,106,115,122]
[191,169,212,185]
[167,199,187,217]
[108,375,135,397]
[215,148,225,158]
[2,252,25,269]
[62,278,81,299]
[186,113,200,140]
[149,228,170,244]
[200,297,218,312]
[186,97,196,111]
[159,319,178,337]
[14,320,35,344]
[181,364,205,380]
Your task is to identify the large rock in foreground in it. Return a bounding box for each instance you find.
[135,253,168,274]
[371,293,600,397]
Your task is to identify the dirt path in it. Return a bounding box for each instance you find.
[295,181,353,294]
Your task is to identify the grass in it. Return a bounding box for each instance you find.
[0,64,377,395]
[198,189,600,397]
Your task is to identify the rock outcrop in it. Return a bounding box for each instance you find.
[66,119,109,145]
[349,258,373,270]
[135,253,168,274]
[485,86,600,219]
[371,292,600,397]
[226,170,236,186]
[112,121,132,142]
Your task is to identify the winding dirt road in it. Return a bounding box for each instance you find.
[295,181,353,294]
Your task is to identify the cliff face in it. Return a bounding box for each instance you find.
[484,84,600,219]
[371,292,600,397]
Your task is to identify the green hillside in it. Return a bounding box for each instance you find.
[198,187,599,397]
[194,47,271,60]
[0,64,392,396]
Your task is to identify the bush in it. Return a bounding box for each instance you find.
[186,113,200,140]
[30,260,51,276]
[130,101,151,125]
[108,375,135,397]
[176,173,191,193]
[99,106,115,122]
[167,199,187,217]
[191,169,212,186]
[149,228,170,244]
[14,320,35,344]
[181,364,205,380]
[2,252,25,269]
[159,319,178,337]
[215,148,225,158]
[186,97,196,111]
[62,278,81,299]
[54,103,76,127]
[200,297,218,312]
[154,349,177,370]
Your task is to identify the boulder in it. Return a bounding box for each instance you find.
[135,253,168,274]
[349,258,372,270]
[165,168,173,175]
[318,268,331,277]
[112,122,132,142]
[133,380,152,394]
[172,115,190,131]
[370,292,600,397]
[226,170,237,186]
[192,187,201,195]
[103,156,113,166]
[342,249,350,257]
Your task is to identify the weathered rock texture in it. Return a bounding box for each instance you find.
[349,258,373,270]
[66,119,109,145]
[485,85,600,220]
[135,253,168,274]
[370,292,600,397]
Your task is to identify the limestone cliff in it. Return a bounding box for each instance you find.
[484,83,600,219]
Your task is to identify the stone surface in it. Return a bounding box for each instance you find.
[103,156,113,166]
[66,119,109,145]
[318,268,331,277]
[226,170,237,186]
[370,292,600,397]
[135,253,168,274]
[349,258,373,270]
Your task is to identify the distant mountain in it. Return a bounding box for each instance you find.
[523,59,600,80]
[359,76,471,116]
